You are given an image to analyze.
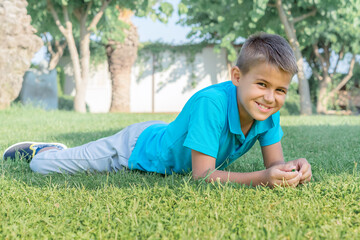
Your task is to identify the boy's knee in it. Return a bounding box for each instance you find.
[29,159,47,174]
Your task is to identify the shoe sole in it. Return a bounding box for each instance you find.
[2,141,68,160]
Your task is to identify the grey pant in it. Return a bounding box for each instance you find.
[30,121,164,174]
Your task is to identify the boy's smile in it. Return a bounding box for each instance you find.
[255,102,272,112]
[231,63,292,130]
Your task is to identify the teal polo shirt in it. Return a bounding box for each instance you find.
[128,81,283,174]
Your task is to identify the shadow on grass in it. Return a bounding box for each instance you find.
[1,124,359,190]
[1,158,192,191]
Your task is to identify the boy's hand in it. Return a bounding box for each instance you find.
[286,158,312,184]
[264,164,302,188]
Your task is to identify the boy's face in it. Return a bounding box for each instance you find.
[231,63,292,125]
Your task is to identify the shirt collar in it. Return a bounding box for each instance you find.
[227,83,276,139]
[250,114,276,138]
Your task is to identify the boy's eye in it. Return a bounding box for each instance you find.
[257,82,266,87]
[277,89,287,94]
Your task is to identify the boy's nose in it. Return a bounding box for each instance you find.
[264,90,275,103]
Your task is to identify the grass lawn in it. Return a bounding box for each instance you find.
[1,106,359,239]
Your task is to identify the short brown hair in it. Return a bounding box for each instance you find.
[236,33,298,75]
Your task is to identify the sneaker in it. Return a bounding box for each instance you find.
[2,142,67,162]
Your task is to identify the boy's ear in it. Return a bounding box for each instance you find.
[230,66,242,86]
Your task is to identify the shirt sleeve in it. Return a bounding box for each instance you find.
[183,97,226,158]
[258,111,284,146]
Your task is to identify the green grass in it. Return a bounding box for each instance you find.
[1,106,359,239]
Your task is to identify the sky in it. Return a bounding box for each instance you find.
[131,2,192,44]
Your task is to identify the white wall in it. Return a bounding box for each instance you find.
[61,46,230,113]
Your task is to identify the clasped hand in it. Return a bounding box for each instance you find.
[264,158,312,188]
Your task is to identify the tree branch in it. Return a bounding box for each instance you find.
[44,33,55,56]
[313,43,327,72]
[56,40,67,52]
[83,1,93,24]
[324,44,330,68]
[330,54,356,94]
[73,8,82,21]
[309,57,324,80]
[293,8,317,23]
[47,0,67,35]
[312,67,323,81]
[330,45,344,78]
[88,0,111,32]
[275,0,295,45]
[63,5,69,23]
[49,40,67,70]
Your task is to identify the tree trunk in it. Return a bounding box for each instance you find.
[316,75,331,114]
[47,0,110,113]
[74,84,87,112]
[318,54,356,113]
[275,0,312,115]
[110,69,132,112]
[106,22,139,112]
[65,22,86,113]
[47,1,85,112]
[77,14,91,113]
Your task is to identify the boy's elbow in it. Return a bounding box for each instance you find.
[192,171,205,180]
[192,168,216,182]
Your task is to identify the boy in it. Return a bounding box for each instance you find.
[3,33,312,188]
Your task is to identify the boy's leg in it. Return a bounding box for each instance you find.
[3,142,67,162]
[29,120,165,174]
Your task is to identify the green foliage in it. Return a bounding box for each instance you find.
[179,0,360,61]
[0,109,360,239]
[96,0,174,45]
[95,8,129,45]
[89,40,107,66]
[280,83,301,116]
[27,1,61,40]
[283,0,360,111]
[178,0,282,61]
[56,66,65,95]
[250,0,269,23]
[295,0,360,55]
[58,95,75,111]
[308,74,319,105]
[157,2,174,22]
[27,0,175,66]
[177,2,188,15]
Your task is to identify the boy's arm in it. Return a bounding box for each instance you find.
[191,149,301,187]
[261,141,285,168]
